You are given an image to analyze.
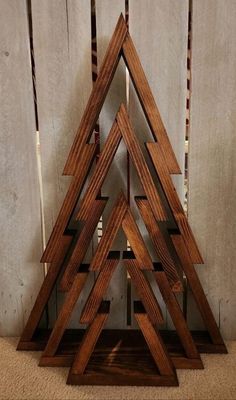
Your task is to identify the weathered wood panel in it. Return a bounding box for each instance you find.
[188,0,236,339]
[0,0,43,335]
[96,0,127,328]
[31,0,93,327]
[129,0,188,327]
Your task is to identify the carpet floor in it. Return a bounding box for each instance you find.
[0,338,236,400]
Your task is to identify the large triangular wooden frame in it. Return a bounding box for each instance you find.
[17,13,227,387]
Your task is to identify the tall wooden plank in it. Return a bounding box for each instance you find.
[96,0,127,328]
[129,0,189,327]
[0,0,43,335]
[31,0,93,327]
[188,0,236,339]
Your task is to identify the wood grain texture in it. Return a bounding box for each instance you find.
[31,0,94,326]
[76,122,121,221]
[89,191,127,271]
[69,301,110,376]
[95,0,127,330]
[136,198,182,291]
[63,14,127,175]
[40,269,88,361]
[0,0,43,336]
[188,0,236,339]
[117,104,166,221]
[171,234,225,347]
[154,269,200,360]
[124,260,164,325]
[146,142,203,264]
[60,198,107,291]
[18,235,72,345]
[122,208,153,270]
[80,258,119,324]
[134,302,174,376]
[42,144,97,263]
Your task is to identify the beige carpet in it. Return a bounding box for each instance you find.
[0,338,236,400]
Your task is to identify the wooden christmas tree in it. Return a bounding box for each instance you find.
[17,14,227,387]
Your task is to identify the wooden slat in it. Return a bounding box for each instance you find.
[63,14,127,175]
[77,122,121,221]
[171,234,225,346]
[146,142,203,264]
[95,1,127,330]
[31,0,93,325]
[135,197,182,291]
[42,144,97,263]
[0,1,43,336]
[40,269,88,361]
[122,34,180,175]
[69,302,110,376]
[154,268,200,360]
[18,235,72,346]
[122,208,153,270]
[134,302,174,376]
[124,259,164,325]
[89,192,128,271]
[117,104,166,221]
[80,258,119,324]
[188,0,236,339]
[60,198,107,291]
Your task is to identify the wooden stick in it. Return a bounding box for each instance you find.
[146,142,203,264]
[60,198,107,291]
[135,197,182,290]
[117,104,166,221]
[134,302,174,376]
[63,15,127,175]
[124,259,164,325]
[69,302,110,375]
[122,33,180,175]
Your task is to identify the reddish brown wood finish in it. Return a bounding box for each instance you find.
[17,235,72,347]
[69,302,110,377]
[146,142,203,264]
[80,258,119,324]
[41,144,97,263]
[154,268,201,362]
[135,197,181,291]
[117,104,166,221]
[171,234,225,347]
[124,259,164,325]
[60,198,107,291]
[40,269,88,364]
[77,121,121,221]
[134,302,174,376]
[122,33,180,175]
[63,15,127,175]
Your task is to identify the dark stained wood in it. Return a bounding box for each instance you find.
[39,269,89,365]
[154,268,201,362]
[171,234,226,348]
[124,259,164,325]
[89,191,127,271]
[69,302,110,376]
[134,302,174,376]
[117,104,166,221]
[41,144,97,263]
[60,198,107,291]
[17,235,73,347]
[63,15,127,175]
[77,121,121,221]
[122,33,180,175]
[122,207,153,270]
[146,142,203,264]
[135,197,182,290]
[80,258,119,324]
